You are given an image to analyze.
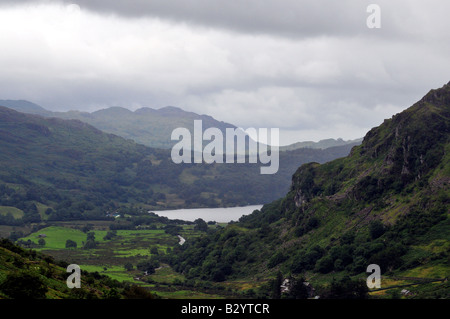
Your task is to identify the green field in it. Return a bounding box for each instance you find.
[0,206,24,219]
[15,221,230,298]
[79,264,141,283]
[21,226,88,249]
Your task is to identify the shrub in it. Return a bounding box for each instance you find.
[0,271,48,299]
[65,239,77,248]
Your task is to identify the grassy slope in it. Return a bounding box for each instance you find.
[0,238,156,299]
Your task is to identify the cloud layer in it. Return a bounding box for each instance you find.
[0,0,449,144]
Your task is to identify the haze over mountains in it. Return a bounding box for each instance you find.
[0,102,359,226]
[0,100,361,151]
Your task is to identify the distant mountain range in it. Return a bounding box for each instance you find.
[0,100,362,151]
[0,100,236,150]
[280,137,363,151]
[0,104,359,225]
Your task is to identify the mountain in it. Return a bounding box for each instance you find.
[170,82,450,298]
[0,102,240,149]
[0,105,158,222]
[0,100,51,117]
[61,105,242,150]
[1,100,362,154]
[0,105,357,226]
[280,137,363,151]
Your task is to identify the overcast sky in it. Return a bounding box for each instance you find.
[0,0,449,145]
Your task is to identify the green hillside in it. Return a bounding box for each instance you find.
[0,238,155,299]
[170,82,450,298]
[0,105,356,226]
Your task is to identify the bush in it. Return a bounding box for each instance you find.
[136,258,160,274]
[65,239,77,248]
[0,271,48,299]
[369,220,386,239]
[315,255,334,273]
[322,276,368,299]
[267,252,287,268]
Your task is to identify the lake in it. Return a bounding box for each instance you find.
[150,205,263,223]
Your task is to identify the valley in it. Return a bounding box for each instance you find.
[0,83,449,300]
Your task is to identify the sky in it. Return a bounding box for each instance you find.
[0,0,449,145]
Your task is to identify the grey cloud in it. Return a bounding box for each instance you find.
[0,0,425,39]
[0,0,449,144]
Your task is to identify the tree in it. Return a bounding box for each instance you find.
[0,271,48,299]
[122,285,155,299]
[322,276,368,299]
[38,238,46,246]
[136,258,159,274]
[315,255,334,273]
[267,251,286,268]
[83,239,97,249]
[211,264,232,282]
[104,288,121,299]
[103,230,117,240]
[22,203,41,223]
[65,239,77,248]
[83,232,97,249]
[270,272,283,299]
[194,218,208,232]
[286,277,309,299]
[369,220,386,239]
[86,231,96,241]
[124,263,133,271]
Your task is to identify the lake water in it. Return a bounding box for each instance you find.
[150,205,263,223]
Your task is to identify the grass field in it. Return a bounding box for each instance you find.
[10,218,293,299]
[14,221,231,298]
[80,264,141,283]
[0,206,24,219]
[21,226,88,249]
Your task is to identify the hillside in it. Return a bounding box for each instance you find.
[170,82,450,298]
[0,106,159,223]
[0,106,357,227]
[0,238,155,299]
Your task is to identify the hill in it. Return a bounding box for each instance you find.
[170,82,450,298]
[0,101,240,150]
[280,137,363,151]
[0,238,155,299]
[0,106,356,226]
[0,100,51,117]
[56,105,243,150]
[0,100,364,153]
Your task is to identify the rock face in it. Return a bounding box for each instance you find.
[289,82,450,211]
